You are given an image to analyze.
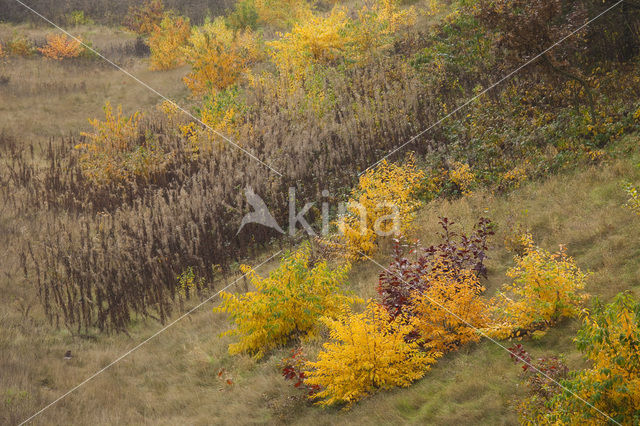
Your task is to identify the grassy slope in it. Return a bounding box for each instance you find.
[3,136,640,425]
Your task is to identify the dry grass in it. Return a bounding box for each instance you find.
[0,24,190,144]
[2,144,640,424]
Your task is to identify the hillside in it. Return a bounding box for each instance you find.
[3,142,640,424]
[2,0,640,424]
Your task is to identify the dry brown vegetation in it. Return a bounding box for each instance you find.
[6,52,451,332]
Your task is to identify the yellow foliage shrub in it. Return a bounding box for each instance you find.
[215,245,358,359]
[0,42,4,58]
[304,301,440,408]
[148,14,191,70]
[624,182,640,216]
[502,166,527,189]
[176,267,205,298]
[373,0,417,31]
[38,34,84,60]
[166,85,248,156]
[5,34,35,56]
[269,0,415,82]
[353,0,416,58]
[182,18,262,96]
[542,293,640,424]
[337,156,425,258]
[449,161,475,195]
[77,102,171,185]
[268,7,353,82]
[410,266,489,353]
[488,234,589,339]
[158,97,230,158]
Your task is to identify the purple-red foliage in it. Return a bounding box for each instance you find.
[378,217,494,318]
[281,348,321,397]
[508,343,569,399]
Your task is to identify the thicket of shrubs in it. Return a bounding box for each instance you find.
[241,217,589,408]
[0,30,144,64]
[10,56,444,331]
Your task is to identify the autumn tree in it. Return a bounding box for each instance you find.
[474,0,594,114]
[182,18,262,96]
[148,13,191,70]
[475,0,640,118]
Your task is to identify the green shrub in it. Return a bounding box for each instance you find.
[227,0,259,30]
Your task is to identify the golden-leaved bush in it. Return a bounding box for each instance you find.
[305,301,440,408]
[624,182,640,216]
[6,34,35,56]
[337,156,425,258]
[148,14,191,70]
[269,0,415,82]
[268,7,353,82]
[38,33,84,60]
[182,18,262,96]
[77,102,170,185]
[352,0,416,59]
[449,161,475,196]
[502,166,528,189]
[410,265,489,353]
[215,245,358,359]
[488,234,589,339]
